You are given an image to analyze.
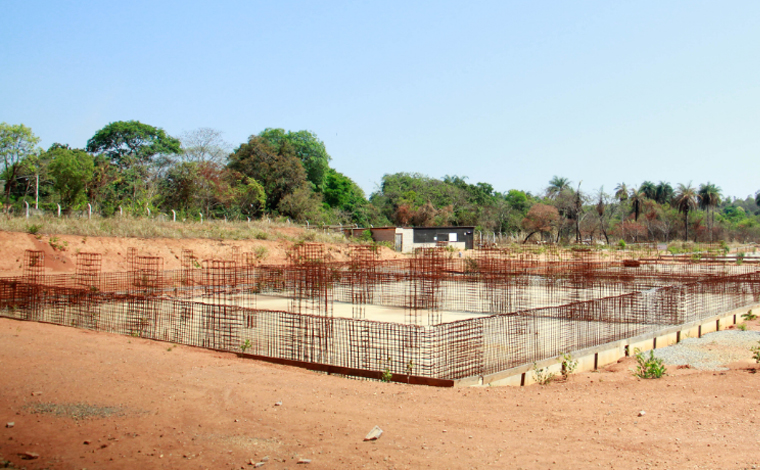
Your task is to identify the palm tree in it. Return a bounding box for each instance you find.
[546,176,571,199]
[629,188,645,222]
[574,181,583,243]
[614,183,628,203]
[640,181,656,200]
[698,182,721,242]
[655,181,674,205]
[674,183,698,241]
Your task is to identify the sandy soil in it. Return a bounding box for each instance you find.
[0,231,405,276]
[2,318,760,470]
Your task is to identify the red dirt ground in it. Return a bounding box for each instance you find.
[2,317,760,470]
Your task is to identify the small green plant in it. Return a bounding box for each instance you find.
[737,323,748,331]
[240,339,252,353]
[560,352,578,380]
[742,309,757,321]
[634,349,667,379]
[49,236,68,251]
[751,341,760,364]
[532,362,556,385]
[359,229,373,243]
[737,252,745,265]
[26,224,42,235]
[618,239,627,249]
[381,356,393,382]
[253,246,268,260]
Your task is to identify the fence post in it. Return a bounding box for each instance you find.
[171,210,176,222]
[88,203,92,219]
[24,200,29,219]
[57,204,61,218]
[119,206,123,217]
[146,206,151,217]
[199,212,203,224]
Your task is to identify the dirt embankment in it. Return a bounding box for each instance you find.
[0,231,405,276]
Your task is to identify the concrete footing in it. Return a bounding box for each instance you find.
[454,303,760,387]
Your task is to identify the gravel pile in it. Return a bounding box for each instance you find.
[651,330,760,371]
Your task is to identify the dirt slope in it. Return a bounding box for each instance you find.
[0,231,404,276]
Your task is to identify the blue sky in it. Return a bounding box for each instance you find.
[2,1,759,199]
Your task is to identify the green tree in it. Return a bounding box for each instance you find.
[614,183,629,203]
[277,183,324,223]
[698,182,721,241]
[504,189,530,213]
[86,121,181,206]
[674,183,698,241]
[629,188,645,222]
[323,168,367,212]
[0,123,41,208]
[228,135,308,211]
[640,181,656,200]
[47,144,94,211]
[86,121,181,169]
[655,181,674,205]
[546,176,571,199]
[258,129,331,192]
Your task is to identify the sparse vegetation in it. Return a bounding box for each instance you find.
[253,246,268,261]
[0,216,347,244]
[742,309,757,321]
[737,323,748,331]
[560,352,578,380]
[48,236,68,251]
[532,362,556,385]
[26,223,42,235]
[634,349,667,379]
[750,341,760,364]
[381,356,393,382]
[240,339,252,353]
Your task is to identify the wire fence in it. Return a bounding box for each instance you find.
[1,247,759,381]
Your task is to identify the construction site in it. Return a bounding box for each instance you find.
[1,243,759,386]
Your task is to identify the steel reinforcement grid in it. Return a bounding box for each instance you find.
[1,259,759,382]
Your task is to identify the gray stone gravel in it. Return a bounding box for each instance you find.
[651,330,760,370]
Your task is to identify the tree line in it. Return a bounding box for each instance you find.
[1,121,759,243]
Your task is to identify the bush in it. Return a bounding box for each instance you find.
[634,349,666,379]
[560,353,578,380]
[751,341,760,364]
[618,239,627,249]
[532,362,556,385]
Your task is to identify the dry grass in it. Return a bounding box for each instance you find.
[0,215,349,244]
